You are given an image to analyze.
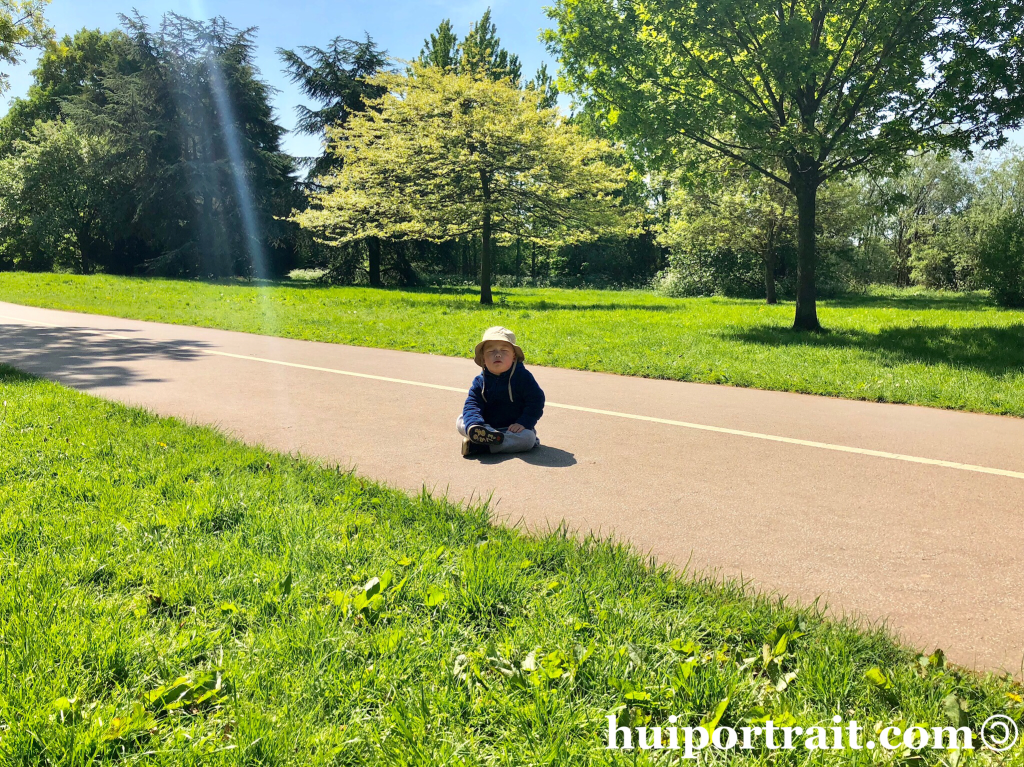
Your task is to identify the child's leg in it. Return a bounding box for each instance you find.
[456,415,470,437]
[490,428,538,453]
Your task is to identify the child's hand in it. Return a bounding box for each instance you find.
[508,423,525,433]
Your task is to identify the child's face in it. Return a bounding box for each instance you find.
[482,341,516,374]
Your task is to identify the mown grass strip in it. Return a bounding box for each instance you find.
[0,366,1021,765]
[1,272,1023,417]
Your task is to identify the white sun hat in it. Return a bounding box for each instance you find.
[473,326,525,367]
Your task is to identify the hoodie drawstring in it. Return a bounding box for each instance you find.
[481,360,516,403]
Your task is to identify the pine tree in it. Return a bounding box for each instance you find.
[279,35,388,178]
[60,12,299,277]
[418,19,458,71]
[458,8,520,84]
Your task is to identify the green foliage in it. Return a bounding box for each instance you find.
[976,207,1024,308]
[0,0,51,94]
[2,367,1021,764]
[292,64,636,303]
[419,18,458,71]
[458,7,521,83]
[0,120,125,273]
[278,34,388,178]
[547,0,1024,175]
[658,156,796,300]
[0,27,120,156]
[546,0,1024,328]
[0,12,300,279]
[419,9,522,84]
[656,152,862,300]
[969,154,1024,307]
[526,62,559,110]
[864,153,976,289]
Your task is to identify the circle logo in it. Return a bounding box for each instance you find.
[980,714,1019,753]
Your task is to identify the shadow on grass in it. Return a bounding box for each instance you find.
[723,323,1024,375]
[822,292,998,312]
[0,324,210,389]
[500,301,679,313]
[479,445,577,467]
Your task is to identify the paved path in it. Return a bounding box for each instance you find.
[2,301,1023,675]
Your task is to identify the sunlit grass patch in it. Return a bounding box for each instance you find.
[1,272,1023,417]
[1,367,1021,765]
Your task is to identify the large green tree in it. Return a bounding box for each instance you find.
[0,28,125,155]
[68,12,299,278]
[0,120,122,272]
[292,64,634,304]
[546,0,1024,329]
[0,12,300,277]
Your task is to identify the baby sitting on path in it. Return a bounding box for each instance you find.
[457,326,545,457]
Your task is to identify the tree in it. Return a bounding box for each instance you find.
[459,8,521,83]
[419,19,458,71]
[0,119,122,272]
[97,12,299,278]
[279,35,388,179]
[546,0,1024,329]
[0,12,300,278]
[0,0,51,95]
[291,64,635,303]
[279,35,388,285]
[660,154,796,302]
[526,63,559,111]
[964,153,1024,306]
[871,153,974,287]
[0,28,124,155]
[420,9,522,84]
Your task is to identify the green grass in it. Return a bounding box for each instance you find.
[1,273,1023,417]
[1,366,1022,765]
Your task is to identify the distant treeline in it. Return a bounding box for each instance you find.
[1,9,1023,305]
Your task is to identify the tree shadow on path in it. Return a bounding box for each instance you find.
[722,323,1024,376]
[0,324,212,390]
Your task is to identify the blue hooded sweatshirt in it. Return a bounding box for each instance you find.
[462,360,545,431]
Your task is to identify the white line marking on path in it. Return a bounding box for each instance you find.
[4,313,1024,481]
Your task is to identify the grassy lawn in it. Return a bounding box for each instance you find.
[1,272,1024,417]
[1,366,1022,765]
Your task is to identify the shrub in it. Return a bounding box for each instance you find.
[976,206,1024,307]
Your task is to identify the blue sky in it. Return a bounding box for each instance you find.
[1,0,560,159]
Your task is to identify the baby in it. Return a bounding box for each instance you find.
[457,326,545,457]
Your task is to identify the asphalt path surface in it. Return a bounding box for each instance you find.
[2,300,1022,676]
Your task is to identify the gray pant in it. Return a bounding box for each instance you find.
[457,415,538,454]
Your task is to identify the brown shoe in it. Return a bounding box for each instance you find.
[462,438,489,457]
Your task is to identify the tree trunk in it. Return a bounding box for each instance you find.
[894,224,910,287]
[531,242,537,282]
[792,172,822,331]
[480,172,493,305]
[367,237,382,287]
[515,239,522,282]
[203,184,217,276]
[764,246,778,305]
